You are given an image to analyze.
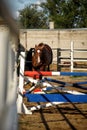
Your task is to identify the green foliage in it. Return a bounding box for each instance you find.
[19,5,48,29]
[19,0,87,29]
[41,0,87,28]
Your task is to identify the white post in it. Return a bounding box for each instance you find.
[5,43,18,130]
[70,41,74,72]
[0,31,8,111]
[0,28,18,130]
[17,52,25,113]
[17,52,32,114]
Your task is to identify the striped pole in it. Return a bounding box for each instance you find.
[24,71,87,77]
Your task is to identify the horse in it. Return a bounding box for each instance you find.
[32,43,53,71]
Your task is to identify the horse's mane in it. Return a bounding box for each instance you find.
[38,43,44,48]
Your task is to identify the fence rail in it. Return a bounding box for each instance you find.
[52,41,87,72]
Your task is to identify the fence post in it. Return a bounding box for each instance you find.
[17,51,25,113]
[57,48,61,71]
[70,41,74,72]
[0,31,9,112]
[0,29,18,130]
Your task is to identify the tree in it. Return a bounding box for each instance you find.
[41,0,87,28]
[19,5,48,29]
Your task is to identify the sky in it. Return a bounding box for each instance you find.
[6,0,46,18]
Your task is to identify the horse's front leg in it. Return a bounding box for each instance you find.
[32,67,35,71]
[40,65,46,71]
[47,65,50,71]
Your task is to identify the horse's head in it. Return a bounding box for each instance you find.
[32,43,53,71]
[34,44,44,63]
[32,43,44,68]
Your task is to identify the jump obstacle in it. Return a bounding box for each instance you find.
[17,52,87,114]
[24,71,87,77]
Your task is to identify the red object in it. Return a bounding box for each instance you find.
[24,71,52,79]
[34,88,42,92]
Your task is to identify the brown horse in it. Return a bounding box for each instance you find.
[32,43,53,71]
